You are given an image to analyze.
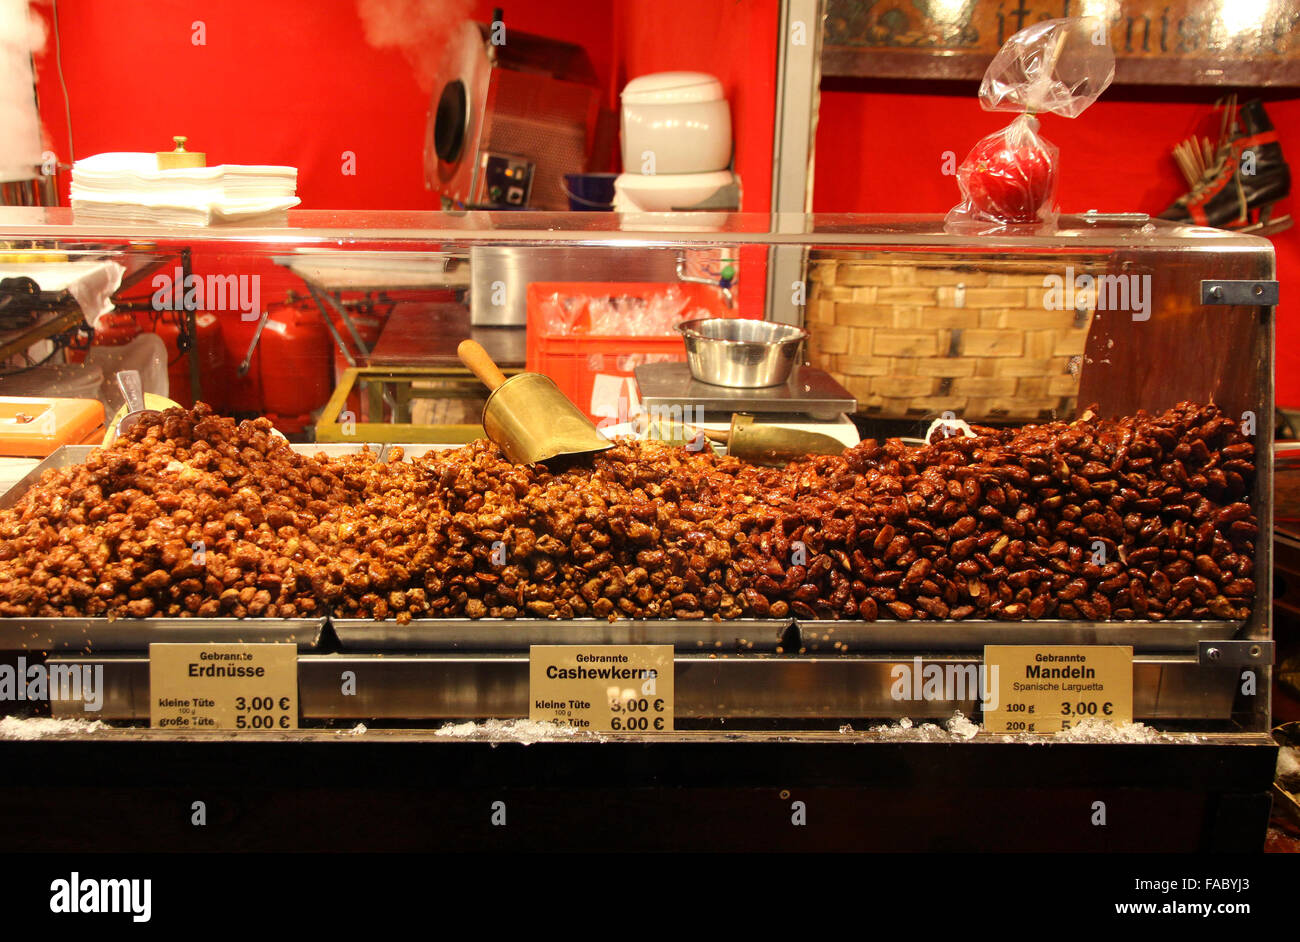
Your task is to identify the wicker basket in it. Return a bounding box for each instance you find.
[807,252,1104,422]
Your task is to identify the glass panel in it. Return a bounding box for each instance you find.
[0,209,1275,734]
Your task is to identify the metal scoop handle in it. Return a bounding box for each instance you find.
[116,370,146,414]
[108,369,160,445]
[457,339,509,391]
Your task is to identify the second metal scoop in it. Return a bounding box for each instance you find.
[107,370,162,445]
[645,411,846,465]
[717,413,846,465]
[458,339,614,464]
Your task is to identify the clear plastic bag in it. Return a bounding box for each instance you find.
[979,18,1115,119]
[541,285,711,337]
[947,18,1115,232]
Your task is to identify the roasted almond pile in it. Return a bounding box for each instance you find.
[0,401,1257,623]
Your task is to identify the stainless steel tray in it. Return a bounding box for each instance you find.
[330,616,1240,653]
[48,651,1238,723]
[331,618,793,652]
[794,619,1243,653]
[0,617,326,652]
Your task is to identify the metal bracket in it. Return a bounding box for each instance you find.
[1201,280,1279,305]
[1198,640,1273,667]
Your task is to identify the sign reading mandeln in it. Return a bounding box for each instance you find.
[983,644,1134,734]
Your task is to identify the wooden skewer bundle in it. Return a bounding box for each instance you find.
[1173,137,1214,187]
[1171,94,1239,188]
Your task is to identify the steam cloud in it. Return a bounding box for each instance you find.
[356,0,475,94]
[0,0,46,181]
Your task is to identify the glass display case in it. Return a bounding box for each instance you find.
[0,208,1279,851]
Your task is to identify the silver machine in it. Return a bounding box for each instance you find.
[425,18,601,212]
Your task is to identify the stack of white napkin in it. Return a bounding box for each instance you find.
[70,152,299,225]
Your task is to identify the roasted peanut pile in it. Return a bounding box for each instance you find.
[0,401,1257,623]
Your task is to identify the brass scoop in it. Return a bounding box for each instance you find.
[717,413,845,465]
[458,339,614,464]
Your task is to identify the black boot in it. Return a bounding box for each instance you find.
[1159,99,1291,233]
[1234,99,1291,231]
[1157,150,1246,228]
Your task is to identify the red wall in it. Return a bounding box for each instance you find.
[25,0,781,412]
[611,0,779,212]
[610,0,780,316]
[29,0,778,211]
[26,0,623,412]
[813,81,1300,406]
[31,2,1289,402]
[30,0,617,209]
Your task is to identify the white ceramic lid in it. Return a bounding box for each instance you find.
[621,72,725,105]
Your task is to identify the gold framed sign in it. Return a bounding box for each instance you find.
[149,643,298,731]
[529,645,674,732]
[983,644,1134,734]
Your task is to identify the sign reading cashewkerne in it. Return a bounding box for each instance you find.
[529,645,674,731]
[149,643,298,730]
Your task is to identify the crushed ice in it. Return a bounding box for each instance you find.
[945,711,980,740]
[856,713,980,741]
[0,716,106,739]
[434,718,594,744]
[837,713,1201,743]
[1053,717,1179,742]
[835,712,982,740]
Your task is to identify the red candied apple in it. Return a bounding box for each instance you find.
[958,116,1055,224]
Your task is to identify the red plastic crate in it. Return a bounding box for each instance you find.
[526,281,753,423]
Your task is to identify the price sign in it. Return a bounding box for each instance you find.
[529,645,673,732]
[983,645,1133,734]
[149,643,298,731]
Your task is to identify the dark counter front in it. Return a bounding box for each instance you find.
[0,730,1276,853]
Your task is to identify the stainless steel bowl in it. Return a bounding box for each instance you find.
[677,318,808,388]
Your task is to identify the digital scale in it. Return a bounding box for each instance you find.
[632,362,860,450]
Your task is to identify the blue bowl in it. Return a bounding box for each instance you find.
[563,173,618,211]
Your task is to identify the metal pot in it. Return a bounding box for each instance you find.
[677,318,807,388]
